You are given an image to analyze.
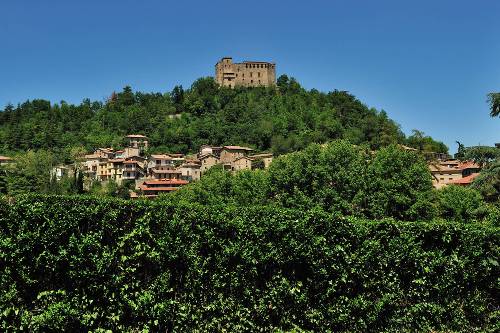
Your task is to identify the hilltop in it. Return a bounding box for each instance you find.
[0,75,447,159]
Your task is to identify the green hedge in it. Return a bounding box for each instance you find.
[0,195,498,332]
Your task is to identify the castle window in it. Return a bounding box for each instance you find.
[258,72,261,77]
[250,72,253,77]
[251,80,253,83]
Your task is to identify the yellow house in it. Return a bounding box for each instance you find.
[429,164,464,189]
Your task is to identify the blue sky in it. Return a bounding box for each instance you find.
[1,0,499,152]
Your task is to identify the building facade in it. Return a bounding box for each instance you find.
[215,57,276,88]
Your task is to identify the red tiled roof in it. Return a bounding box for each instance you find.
[457,161,481,170]
[139,185,180,192]
[449,173,480,185]
[109,159,125,163]
[143,179,189,185]
[123,160,140,164]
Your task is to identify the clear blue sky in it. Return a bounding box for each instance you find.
[1,0,499,152]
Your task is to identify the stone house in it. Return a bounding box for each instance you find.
[178,162,201,181]
[231,156,253,171]
[200,154,220,174]
[219,146,254,164]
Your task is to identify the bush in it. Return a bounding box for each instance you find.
[438,185,484,222]
[0,195,498,331]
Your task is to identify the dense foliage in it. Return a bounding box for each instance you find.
[0,195,498,332]
[0,76,447,157]
[170,141,497,222]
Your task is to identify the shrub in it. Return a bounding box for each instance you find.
[0,195,498,331]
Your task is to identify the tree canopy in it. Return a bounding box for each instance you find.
[0,76,446,157]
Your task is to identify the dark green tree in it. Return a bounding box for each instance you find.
[487,92,500,117]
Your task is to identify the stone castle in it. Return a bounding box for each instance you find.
[215,57,276,88]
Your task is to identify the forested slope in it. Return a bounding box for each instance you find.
[0,75,447,157]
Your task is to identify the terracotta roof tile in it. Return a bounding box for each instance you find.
[449,173,480,185]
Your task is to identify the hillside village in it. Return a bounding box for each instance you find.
[77,137,484,198]
[51,134,274,198]
[1,135,484,199]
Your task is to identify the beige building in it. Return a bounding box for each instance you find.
[429,160,481,189]
[215,57,276,88]
[429,164,463,189]
[178,162,201,181]
[125,135,149,155]
[200,154,220,174]
[249,153,273,169]
[220,146,254,164]
[148,154,175,171]
[231,156,253,171]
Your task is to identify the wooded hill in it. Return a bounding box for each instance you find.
[0,75,448,159]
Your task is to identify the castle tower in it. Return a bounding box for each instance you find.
[215,57,276,88]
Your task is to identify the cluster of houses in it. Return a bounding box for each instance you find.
[399,145,482,189]
[0,139,489,198]
[80,135,273,198]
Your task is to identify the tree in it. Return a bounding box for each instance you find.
[438,185,484,222]
[455,141,466,160]
[471,159,500,203]
[487,92,500,117]
[406,129,448,154]
[464,146,500,167]
[364,145,435,220]
[171,85,184,105]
